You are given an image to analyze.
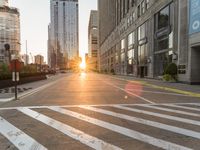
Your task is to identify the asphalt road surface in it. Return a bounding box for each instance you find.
[1,72,200,150]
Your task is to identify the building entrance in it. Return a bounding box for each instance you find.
[191,46,200,84]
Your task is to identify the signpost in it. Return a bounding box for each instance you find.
[189,0,200,34]
[10,58,21,100]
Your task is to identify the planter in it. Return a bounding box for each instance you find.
[0,75,47,89]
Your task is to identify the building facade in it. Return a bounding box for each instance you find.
[35,55,44,65]
[98,0,200,84]
[0,0,20,64]
[48,0,79,69]
[21,54,29,65]
[88,10,98,70]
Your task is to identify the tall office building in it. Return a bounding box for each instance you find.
[88,10,98,70]
[0,0,20,64]
[0,0,8,6]
[48,0,79,69]
[98,0,200,84]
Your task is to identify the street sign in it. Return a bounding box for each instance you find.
[10,60,21,72]
[189,0,200,34]
[12,72,19,82]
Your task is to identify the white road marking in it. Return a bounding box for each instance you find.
[0,103,200,111]
[49,106,192,150]
[126,89,192,97]
[103,81,155,104]
[161,104,200,112]
[0,116,47,150]
[140,105,200,117]
[17,108,122,150]
[114,105,200,126]
[80,106,200,139]
[184,103,200,107]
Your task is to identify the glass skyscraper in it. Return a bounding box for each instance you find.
[48,0,79,69]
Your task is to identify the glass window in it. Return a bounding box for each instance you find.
[127,18,130,26]
[138,44,147,65]
[138,23,145,40]
[137,5,141,18]
[141,1,145,14]
[128,32,135,47]
[121,52,125,63]
[132,12,135,22]
[157,37,169,50]
[158,6,169,29]
[128,50,133,59]
[121,39,125,50]
[146,0,150,9]
[115,52,119,63]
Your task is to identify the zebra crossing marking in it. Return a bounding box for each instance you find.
[1,103,200,111]
[139,105,200,117]
[49,106,192,150]
[17,107,122,150]
[0,116,47,150]
[161,104,200,112]
[1,103,200,149]
[80,106,200,139]
[114,105,200,126]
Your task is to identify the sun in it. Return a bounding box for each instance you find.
[79,61,86,70]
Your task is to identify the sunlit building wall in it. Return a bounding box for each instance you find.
[88,10,98,71]
[35,55,44,65]
[48,0,79,69]
[0,0,20,64]
[98,0,200,84]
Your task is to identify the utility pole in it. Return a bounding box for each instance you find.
[40,55,42,72]
[26,40,28,65]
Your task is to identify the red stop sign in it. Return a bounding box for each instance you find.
[10,60,21,72]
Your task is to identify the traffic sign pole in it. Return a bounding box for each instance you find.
[14,59,18,100]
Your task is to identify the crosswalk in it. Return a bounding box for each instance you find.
[1,103,200,150]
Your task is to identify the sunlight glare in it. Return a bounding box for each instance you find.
[79,61,86,70]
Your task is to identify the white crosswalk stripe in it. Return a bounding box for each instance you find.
[114,105,200,126]
[0,116,47,150]
[1,103,200,150]
[79,105,200,139]
[17,107,122,150]
[161,104,200,112]
[139,105,200,117]
[49,106,192,150]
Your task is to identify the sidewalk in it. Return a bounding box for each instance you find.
[0,73,68,103]
[109,75,200,98]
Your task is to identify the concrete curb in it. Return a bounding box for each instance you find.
[109,76,200,98]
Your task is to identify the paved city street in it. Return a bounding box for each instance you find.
[0,73,200,150]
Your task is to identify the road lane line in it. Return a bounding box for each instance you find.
[49,106,192,150]
[140,105,200,117]
[0,116,47,150]
[80,106,200,139]
[17,108,122,150]
[107,75,200,98]
[162,104,200,112]
[126,89,192,97]
[103,81,155,104]
[114,105,200,126]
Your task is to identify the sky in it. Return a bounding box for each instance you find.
[9,0,97,63]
